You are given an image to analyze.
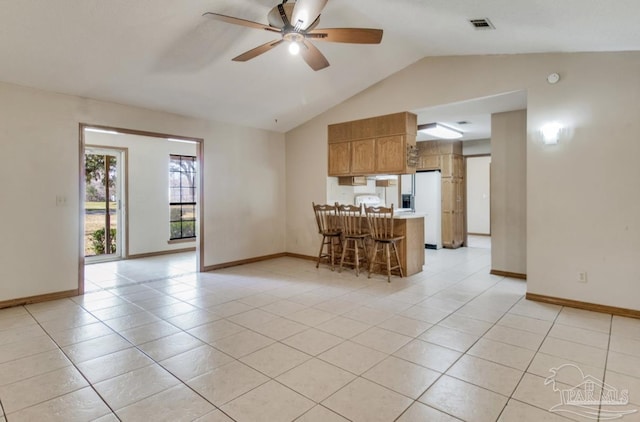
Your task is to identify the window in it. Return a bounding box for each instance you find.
[169,155,196,240]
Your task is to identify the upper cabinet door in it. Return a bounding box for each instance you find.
[328,142,351,176]
[375,135,405,173]
[351,139,376,175]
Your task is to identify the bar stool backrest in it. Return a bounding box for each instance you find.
[365,205,395,239]
[312,202,341,234]
[337,204,366,236]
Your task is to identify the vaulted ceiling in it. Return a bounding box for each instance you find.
[1,0,638,132]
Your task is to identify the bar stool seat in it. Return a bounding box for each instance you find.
[337,204,369,276]
[312,202,342,271]
[365,205,404,282]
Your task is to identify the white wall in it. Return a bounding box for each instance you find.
[463,139,491,156]
[376,184,399,208]
[466,156,491,235]
[285,52,640,311]
[491,111,526,274]
[0,81,285,302]
[85,132,197,256]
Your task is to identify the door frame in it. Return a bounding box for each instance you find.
[78,124,205,295]
[464,154,492,243]
[83,145,128,263]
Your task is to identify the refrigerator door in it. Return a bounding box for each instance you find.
[415,171,442,249]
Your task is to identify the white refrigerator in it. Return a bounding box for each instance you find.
[415,171,442,249]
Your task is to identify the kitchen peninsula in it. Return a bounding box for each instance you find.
[389,212,425,276]
[326,111,424,276]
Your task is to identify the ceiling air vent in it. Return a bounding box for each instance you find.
[456,121,470,125]
[469,18,495,30]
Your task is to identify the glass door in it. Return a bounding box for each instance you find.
[84,147,125,263]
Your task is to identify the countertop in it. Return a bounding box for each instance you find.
[393,212,426,220]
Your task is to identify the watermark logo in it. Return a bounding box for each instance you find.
[545,364,637,420]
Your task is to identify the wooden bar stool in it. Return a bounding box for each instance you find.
[365,205,404,282]
[337,204,369,276]
[312,202,342,271]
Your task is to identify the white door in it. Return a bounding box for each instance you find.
[415,171,442,249]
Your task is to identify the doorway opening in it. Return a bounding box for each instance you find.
[465,155,491,249]
[79,124,204,294]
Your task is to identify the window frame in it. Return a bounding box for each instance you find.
[169,154,197,240]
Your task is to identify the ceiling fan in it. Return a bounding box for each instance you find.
[204,0,383,71]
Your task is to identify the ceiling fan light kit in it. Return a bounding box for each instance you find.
[204,0,383,71]
[288,41,301,55]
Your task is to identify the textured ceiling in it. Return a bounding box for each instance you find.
[0,0,638,132]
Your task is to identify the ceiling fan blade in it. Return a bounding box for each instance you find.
[306,28,383,44]
[233,39,284,62]
[300,40,329,71]
[291,0,328,30]
[203,12,280,33]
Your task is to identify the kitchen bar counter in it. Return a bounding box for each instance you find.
[355,213,425,276]
[393,212,426,220]
[391,214,425,276]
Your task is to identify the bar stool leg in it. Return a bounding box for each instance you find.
[368,242,378,279]
[353,239,360,276]
[316,235,326,268]
[339,238,349,273]
[392,242,404,278]
[385,243,392,283]
[329,236,336,271]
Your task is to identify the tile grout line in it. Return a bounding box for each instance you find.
[395,289,533,422]
[14,251,543,421]
[598,314,614,422]
[82,270,342,420]
[158,258,501,421]
[83,267,399,420]
[496,305,568,420]
[377,274,527,421]
[76,290,242,421]
[21,304,122,422]
[46,295,241,421]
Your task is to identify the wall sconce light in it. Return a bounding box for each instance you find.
[541,122,563,145]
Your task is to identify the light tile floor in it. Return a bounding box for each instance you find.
[0,248,639,421]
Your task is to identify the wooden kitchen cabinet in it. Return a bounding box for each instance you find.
[441,177,465,248]
[441,154,464,178]
[417,140,466,249]
[327,112,417,176]
[328,142,351,176]
[419,155,440,171]
[375,135,407,173]
[338,176,367,186]
[375,179,397,187]
[351,139,376,174]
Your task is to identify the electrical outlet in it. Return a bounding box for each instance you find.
[577,272,588,283]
